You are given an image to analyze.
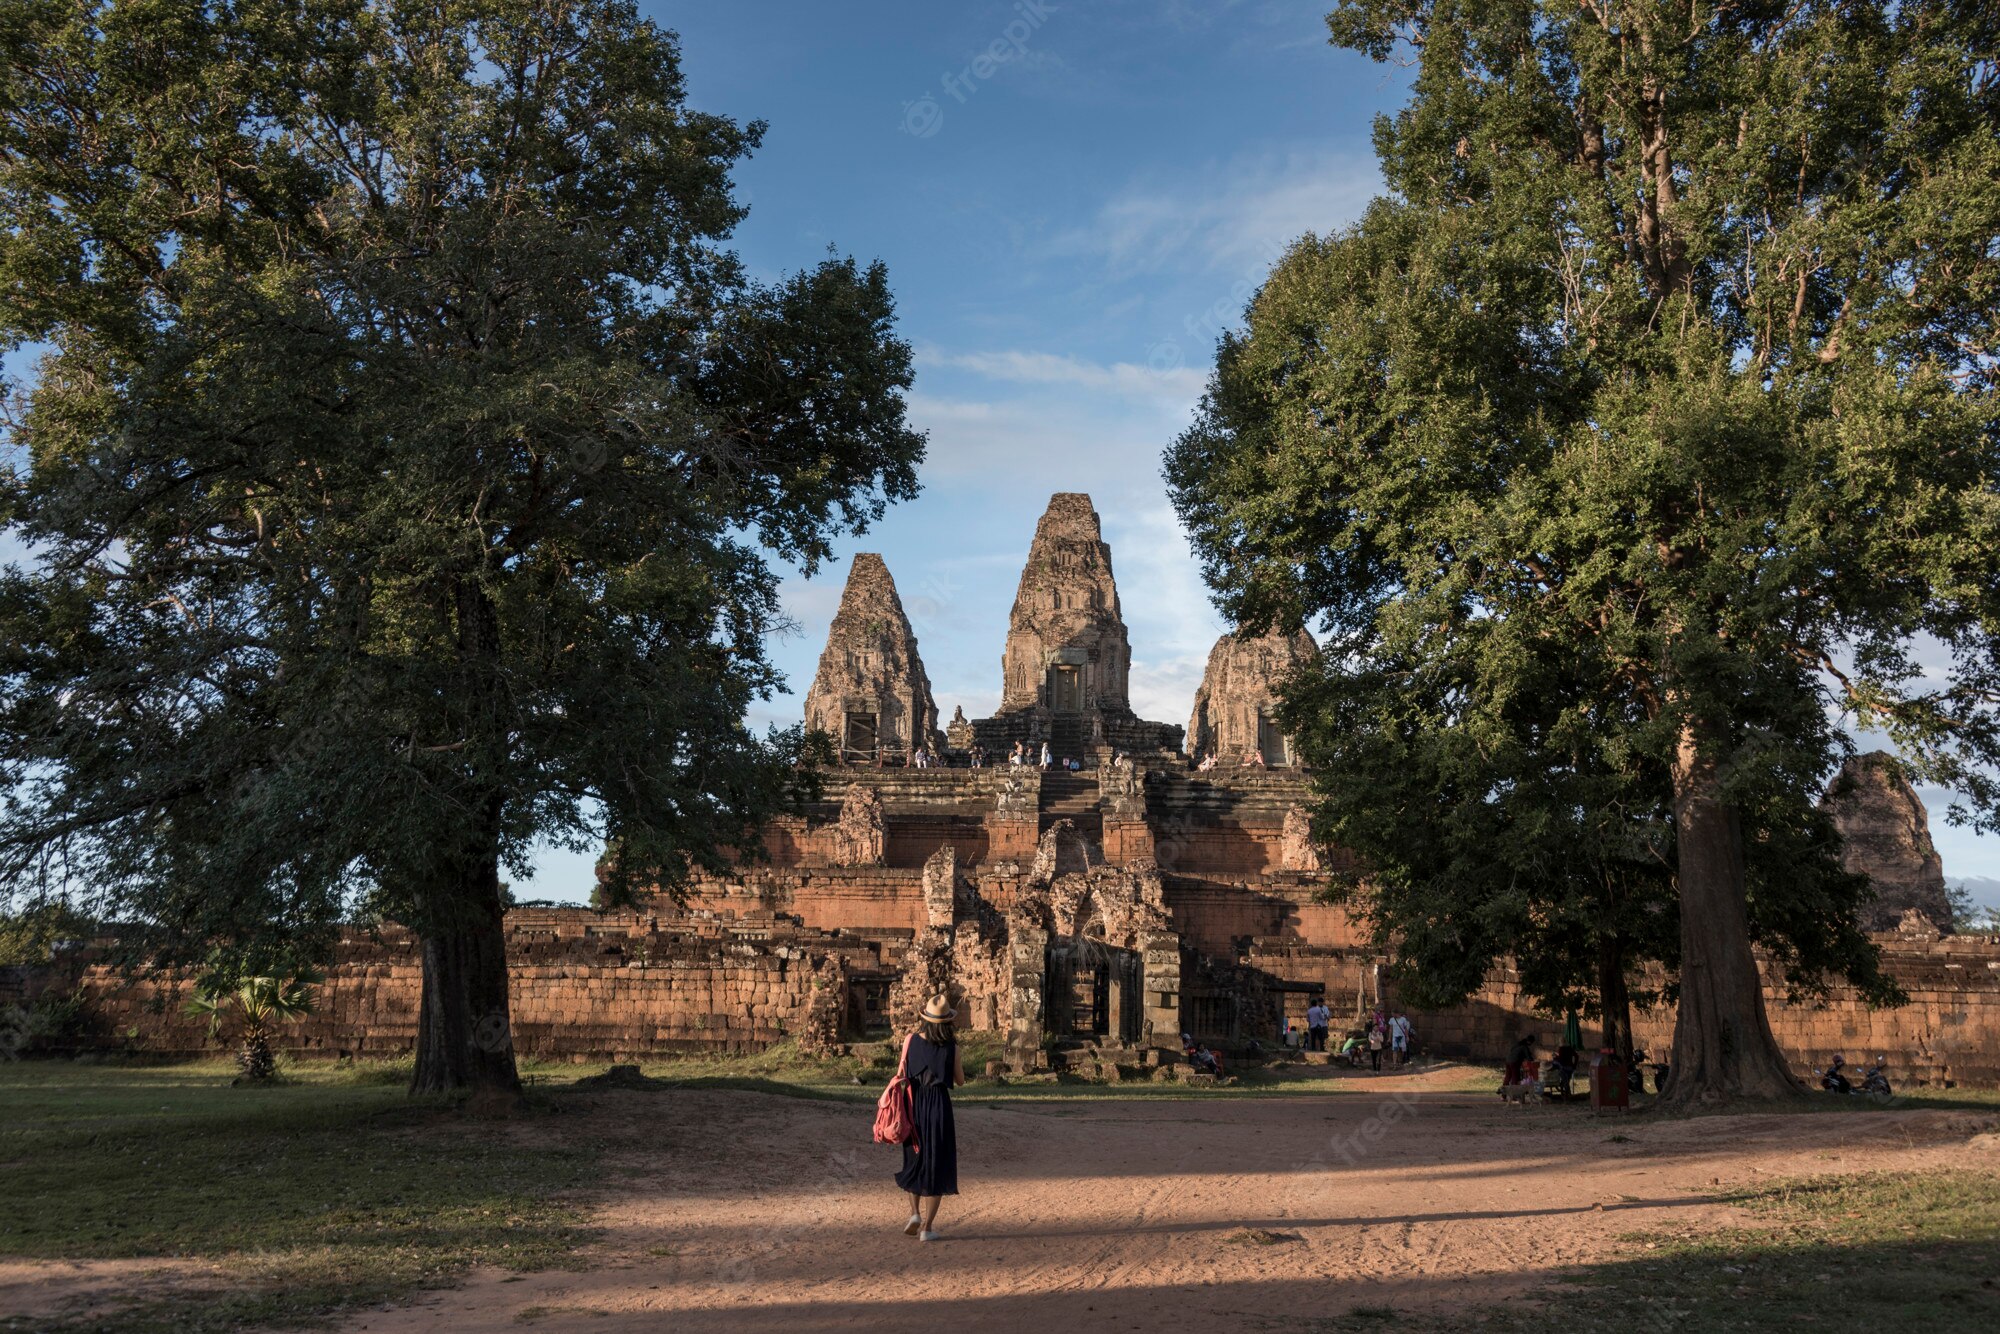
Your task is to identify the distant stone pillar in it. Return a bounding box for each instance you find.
[988,768,1043,862]
[1105,958,1128,1042]
[826,784,885,867]
[1138,929,1182,1051]
[890,929,953,1035]
[1281,805,1322,873]
[922,844,958,930]
[1098,756,1154,863]
[1007,919,1048,1067]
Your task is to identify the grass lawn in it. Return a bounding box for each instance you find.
[1545,1170,2000,1333]
[617,1032,1495,1102]
[1315,1170,2000,1333]
[0,1058,602,1334]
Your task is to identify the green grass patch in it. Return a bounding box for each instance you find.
[0,1060,601,1333]
[1294,1169,2000,1334]
[1473,1169,2000,1333]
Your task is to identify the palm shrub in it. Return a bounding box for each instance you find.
[185,974,319,1082]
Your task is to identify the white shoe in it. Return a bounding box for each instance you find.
[919,1230,941,1242]
[903,1213,922,1236]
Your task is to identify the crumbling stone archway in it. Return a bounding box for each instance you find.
[1006,821,1183,1063]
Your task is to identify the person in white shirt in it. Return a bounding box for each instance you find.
[1304,999,1330,1052]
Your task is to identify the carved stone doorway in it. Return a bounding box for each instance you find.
[1049,664,1083,713]
[1048,927,1140,1044]
[844,712,877,762]
[1257,710,1286,766]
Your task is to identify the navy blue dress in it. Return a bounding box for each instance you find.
[893,1034,958,1197]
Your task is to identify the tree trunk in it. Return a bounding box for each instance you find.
[1662,720,1804,1107]
[240,1028,275,1082]
[410,577,522,1098]
[1594,933,1633,1070]
[410,832,520,1096]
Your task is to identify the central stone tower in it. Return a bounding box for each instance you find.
[977,494,1182,758]
[1000,493,1132,715]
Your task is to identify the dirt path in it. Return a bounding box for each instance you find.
[332,1067,2000,1333]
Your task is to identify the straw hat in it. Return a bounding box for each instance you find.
[920,993,957,1023]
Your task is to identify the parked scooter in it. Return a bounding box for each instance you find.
[1860,1056,1893,1098]
[1815,1054,1893,1098]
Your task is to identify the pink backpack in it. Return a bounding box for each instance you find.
[872,1033,917,1147]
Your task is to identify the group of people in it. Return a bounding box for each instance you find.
[1003,740,1087,771]
[902,739,1117,771]
[1290,1000,1414,1071]
[1192,748,1268,771]
[1501,1034,1662,1099]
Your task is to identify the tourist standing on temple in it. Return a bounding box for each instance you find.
[1390,1012,1411,1064]
[896,993,964,1242]
[1367,1021,1385,1072]
[1039,741,1052,769]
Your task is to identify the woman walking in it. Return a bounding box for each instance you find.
[896,993,964,1241]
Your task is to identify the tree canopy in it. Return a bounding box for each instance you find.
[1169,0,1997,1103]
[0,0,925,1091]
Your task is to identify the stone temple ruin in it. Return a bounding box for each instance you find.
[803,552,946,764]
[10,492,1999,1085]
[1186,628,1320,767]
[669,491,1337,1072]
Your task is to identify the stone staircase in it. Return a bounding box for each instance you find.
[1043,715,1095,761]
[1038,769,1103,838]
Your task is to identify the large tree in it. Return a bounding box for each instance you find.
[1169,0,1998,1104]
[0,0,924,1094]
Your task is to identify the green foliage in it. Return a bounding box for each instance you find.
[0,990,96,1054]
[184,970,318,1080]
[0,3,923,980]
[0,899,89,966]
[1170,1,1996,1017]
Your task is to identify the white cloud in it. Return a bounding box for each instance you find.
[1052,149,1381,279]
[918,346,1208,400]
[904,390,1195,498]
[1104,502,1228,729]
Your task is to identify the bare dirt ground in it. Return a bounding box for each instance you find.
[319,1065,1998,1334]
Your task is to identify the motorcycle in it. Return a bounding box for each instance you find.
[1860,1057,1893,1098]
[1815,1055,1892,1099]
